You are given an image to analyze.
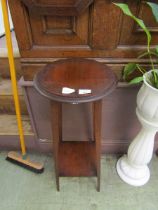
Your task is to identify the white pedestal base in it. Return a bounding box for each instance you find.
[116,72,158,187]
[117,156,150,186]
[116,109,158,187]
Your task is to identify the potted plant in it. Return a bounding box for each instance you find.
[114,2,158,186]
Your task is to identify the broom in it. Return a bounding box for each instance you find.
[1,0,44,173]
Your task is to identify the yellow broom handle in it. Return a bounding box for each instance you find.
[1,0,26,156]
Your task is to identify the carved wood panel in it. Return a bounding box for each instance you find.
[29,11,90,46]
[20,0,94,16]
[8,0,158,79]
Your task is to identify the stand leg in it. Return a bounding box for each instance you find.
[93,100,102,191]
[59,104,62,142]
[51,101,62,191]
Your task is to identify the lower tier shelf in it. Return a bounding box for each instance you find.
[58,141,97,177]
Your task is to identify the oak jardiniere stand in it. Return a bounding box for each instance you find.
[34,58,117,191]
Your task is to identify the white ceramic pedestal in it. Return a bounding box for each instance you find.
[117,109,158,186]
[117,71,158,186]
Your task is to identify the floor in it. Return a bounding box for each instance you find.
[0,152,158,210]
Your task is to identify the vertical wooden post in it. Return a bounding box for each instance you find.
[59,103,62,142]
[51,101,62,191]
[93,100,102,191]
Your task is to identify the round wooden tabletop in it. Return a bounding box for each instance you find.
[34,59,117,103]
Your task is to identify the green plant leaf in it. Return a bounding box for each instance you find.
[113,3,133,16]
[156,45,158,54]
[147,2,158,23]
[123,63,137,80]
[155,73,158,87]
[114,3,151,50]
[129,76,143,85]
[150,71,158,89]
[155,74,158,89]
[153,71,158,83]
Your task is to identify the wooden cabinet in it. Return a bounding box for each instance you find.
[9,0,158,80]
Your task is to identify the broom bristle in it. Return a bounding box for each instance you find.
[6,152,44,174]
